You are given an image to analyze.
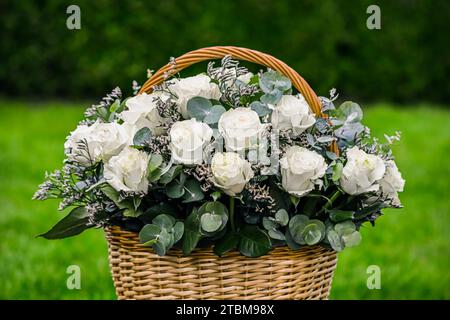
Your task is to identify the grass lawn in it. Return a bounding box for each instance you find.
[0,100,449,299]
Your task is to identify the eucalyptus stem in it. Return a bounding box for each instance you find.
[318,190,342,215]
[229,196,236,232]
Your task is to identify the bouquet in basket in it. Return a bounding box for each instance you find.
[34,56,405,257]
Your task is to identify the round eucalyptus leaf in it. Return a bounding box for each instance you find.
[166,180,185,199]
[342,231,362,247]
[249,101,271,117]
[152,214,176,230]
[301,224,323,245]
[338,101,363,123]
[203,105,226,124]
[275,209,289,226]
[133,127,151,146]
[172,221,184,243]
[334,221,356,236]
[200,213,222,233]
[262,217,278,230]
[187,97,213,120]
[139,224,161,245]
[327,230,344,252]
[153,240,167,256]
[268,229,286,241]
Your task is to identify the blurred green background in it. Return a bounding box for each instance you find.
[0,0,449,299]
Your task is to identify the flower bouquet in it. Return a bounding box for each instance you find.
[34,47,404,299]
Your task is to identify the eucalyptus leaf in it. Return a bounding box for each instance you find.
[332,162,344,182]
[159,165,183,184]
[166,179,185,198]
[173,221,185,243]
[338,101,363,123]
[203,105,226,124]
[250,101,272,117]
[327,229,344,252]
[342,231,362,247]
[133,127,151,146]
[334,221,356,235]
[275,209,289,226]
[262,217,279,230]
[285,229,302,250]
[182,179,204,203]
[268,229,286,240]
[152,214,176,229]
[139,224,161,245]
[148,154,163,172]
[301,220,325,245]
[200,213,223,233]
[187,96,213,121]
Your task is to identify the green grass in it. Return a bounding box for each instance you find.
[0,100,449,299]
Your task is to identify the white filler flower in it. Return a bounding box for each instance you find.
[280,146,327,197]
[211,152,254,196]
[169,74,221,118]
[218,107,265,152]
[271,94,316,136]
[169,119,213,165]
[64,120,129,165]
[340,146,386,195]
[104,147,150,193]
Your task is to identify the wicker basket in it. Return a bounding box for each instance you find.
[105,46,338,300]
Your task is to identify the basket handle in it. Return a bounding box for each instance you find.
[139,46,338,154]
[139,46,323,116]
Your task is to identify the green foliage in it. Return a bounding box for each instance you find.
[139,214,184,256]
[187,97,225,124]
[133,127,151,147]
[38,207,91,239]
[288,215,326,246]
[238,226,272,257]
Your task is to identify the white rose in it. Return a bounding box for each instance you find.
[271,95,316,136]
[121,92,168,136]
[211,152,254,196]
[169,119,213,165]
[340,146,386,195]
[379,160,405,203]
[64,120,129,165]
[218,107,265,152]
[280,146,327,197]
[169,74,221,118]
[104,147,150,193]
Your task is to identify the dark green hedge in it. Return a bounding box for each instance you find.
[1,0,449,103]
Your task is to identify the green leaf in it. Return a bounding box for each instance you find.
[327,230,344,252]
[338,101,363,123]
[109,99,121,113]
[302,196,320,217]
[152,214,176,229]
[173,221,184,243]
[211,191,222,202]
[334,221,356,235]
[275,209,289,226]
[200,213,222,233]
[133,127,151,146]
[238,226,272,258]
[250,101,272,116]
[159,165,183,184]
[198,201,229,235]
[187,97,212,120]
[38,207,90,239]
[342,231,362,247]
[268,229,285,240]
[139,224,162,245]
[182,209,202,255]
[326,209,355,222]
[285,229,301,250]
[301,220,325,245]
[259,70,291,93]
[260,90,282,105]
[332,162,344,182]
[262,217,278,230]
[182,179,204,203]
[203,105,226,124]
[166,179,185,198]
[148,154,163,172]
[213,231,239,256]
